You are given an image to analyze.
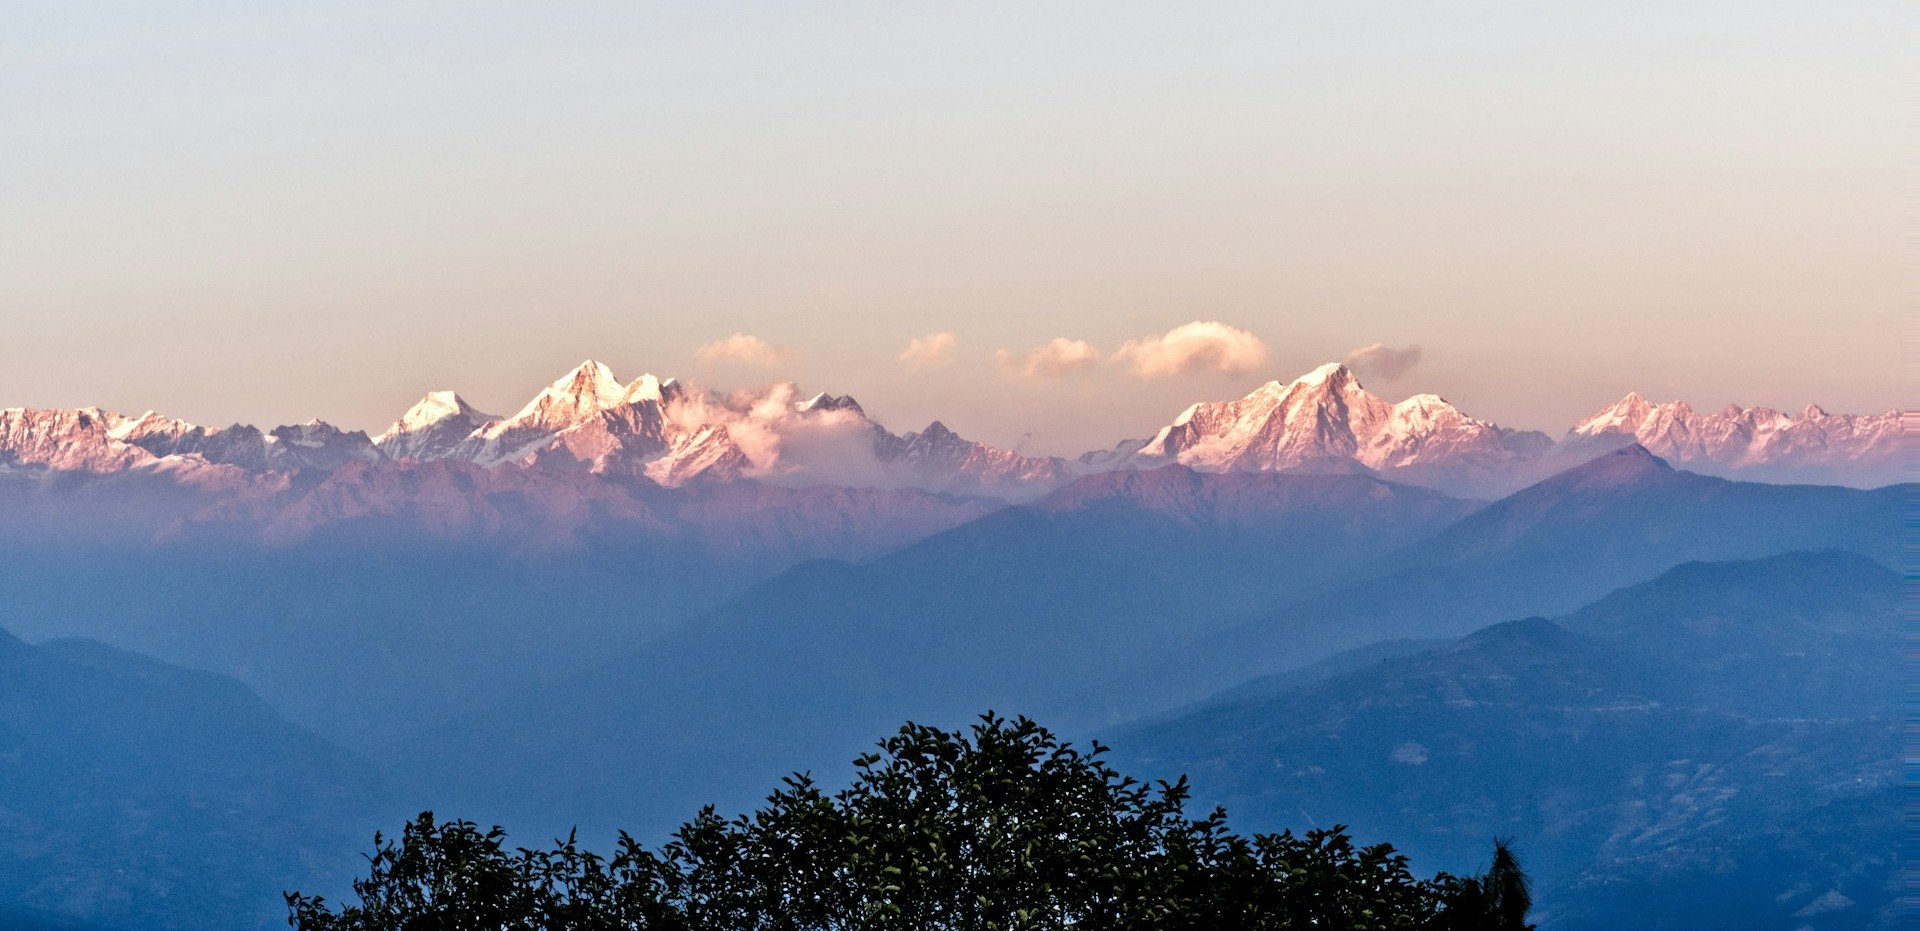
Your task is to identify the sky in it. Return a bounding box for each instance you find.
[0,2,1903,455]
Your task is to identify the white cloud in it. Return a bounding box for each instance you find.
[695,333,792,368]
[1342,342,1424,382]
[996,338,1101,378]
[1390,742,1429,765]
[1113,321,1268,379]
[898,332,957,367]
[659,380,916,488]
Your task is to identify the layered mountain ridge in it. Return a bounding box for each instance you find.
[0,361,1900,502]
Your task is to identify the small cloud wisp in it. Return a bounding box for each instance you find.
[997,338,1102,378]
[898,332,957,367]
[696,333,793,369]
[1342,342,1424,383]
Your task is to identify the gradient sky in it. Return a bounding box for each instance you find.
[0,2,1902,455]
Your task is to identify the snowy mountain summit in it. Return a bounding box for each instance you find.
[1123,363,1552,495]
[372,360,1067,495]
[373,391,497,461]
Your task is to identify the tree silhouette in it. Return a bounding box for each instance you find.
[1435,838,1534,931]
[289,714,1529,929]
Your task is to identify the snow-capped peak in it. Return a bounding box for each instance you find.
[1124,362,1552,493]
[1394,393,1450,410]
[103,411,148,441]
[1570,392,1655,436]
[419,390,466,412]
[1386,393,1464,429]
[1168,401,1208,428]
[448,361,635,466]
[400,391,486,430]
[509,360,625,422]
[796,392,864,415]
[1134,362,1388,468]
[1567,393,1897,481]
[1296,361,1357,387]
[107,410,197,442]
[624,374,672,404]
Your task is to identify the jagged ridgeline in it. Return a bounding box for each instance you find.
[0,361,1898,514]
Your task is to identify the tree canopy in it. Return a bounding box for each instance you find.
[289,714,1529,930]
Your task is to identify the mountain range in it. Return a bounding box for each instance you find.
[1567,392,1902,486]
[0,362,1900,525]
[0,361,1072,500]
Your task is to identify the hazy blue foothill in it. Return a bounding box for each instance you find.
[0,472,994,749]
[1106,550,1900,931]
[0,538,769,749]
[1126,445,1900,709]
[0,625,385,931]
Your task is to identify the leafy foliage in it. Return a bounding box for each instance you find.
[290,714,1528,930]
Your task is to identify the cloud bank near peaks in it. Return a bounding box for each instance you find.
[996,321,1267,380]
[662,381,897,488]
[696,333,793,368]
[1342,342,1424,382]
